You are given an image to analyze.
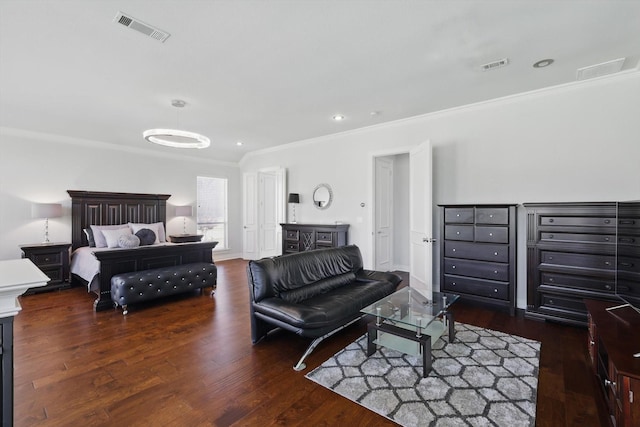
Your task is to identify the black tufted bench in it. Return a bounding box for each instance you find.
[110,262,217,314]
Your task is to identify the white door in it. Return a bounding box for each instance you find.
[409,141,433,297]
[258,168,285,258]
[375,157,393,271]
[242,172,258,260]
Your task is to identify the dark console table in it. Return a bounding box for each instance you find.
[281,223,349,254]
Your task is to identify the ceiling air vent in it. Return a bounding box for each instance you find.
[576,58,625,81]
[480,58,509,71]
[113,12,170,43]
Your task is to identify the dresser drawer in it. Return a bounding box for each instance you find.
[443,275,509,300]
[617,255,640,274]
[475,226,508,243]
[616,278,640,300]
[285,230,299,240]
[444,241,509,263]
[540,232,615,245]
[443,258,509,281]
[541,272,614,293]
[539,293,587,317]
[33,251,62,266]
[316,232,333,243]
[39,267,64,283]
[539,215,615,228]
[285,242,299,252]
[475,208,509,225]
[540,251,615,271]
[444,225,474,241]
[444,208,474,224]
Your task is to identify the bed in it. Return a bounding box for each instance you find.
[68,190,218,311]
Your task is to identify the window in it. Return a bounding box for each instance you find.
[197,176,228,250]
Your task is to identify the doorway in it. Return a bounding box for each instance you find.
[374,154,410,272]
[372,141,433,295]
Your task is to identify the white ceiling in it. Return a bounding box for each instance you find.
[1,1,639,163]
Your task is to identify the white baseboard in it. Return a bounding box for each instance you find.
[393,264,409,272]
[213,251,243,262]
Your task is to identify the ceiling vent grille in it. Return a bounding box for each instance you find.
[114,12,170,43]
[576,58,626,81]
[480,58,509,71]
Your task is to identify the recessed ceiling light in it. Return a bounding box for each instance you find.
[332,114,345,121]
[370,111,381,116]
[533,59,554,68]
[236,141,243,146]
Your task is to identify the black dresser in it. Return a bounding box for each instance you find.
[439,204,517,315]
[281,223,349,254]
[524,202,619,326]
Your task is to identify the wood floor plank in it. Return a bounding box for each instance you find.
[11,258,609,426]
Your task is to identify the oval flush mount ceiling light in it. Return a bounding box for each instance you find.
[332,114,345,121]
[533,59,554,68]
[144,100,210,149]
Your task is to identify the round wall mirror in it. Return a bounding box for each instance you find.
[313,183,333,210]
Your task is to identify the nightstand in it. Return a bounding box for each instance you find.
[169,234,204,243]
[19,242,71,293]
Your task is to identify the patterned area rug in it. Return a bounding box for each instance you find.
[306,323,540,427]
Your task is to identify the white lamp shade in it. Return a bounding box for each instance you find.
[175,205,193,217]
[32,203,62,219]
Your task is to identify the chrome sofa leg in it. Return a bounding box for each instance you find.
[292,316,363,371]
[122,305,128,315]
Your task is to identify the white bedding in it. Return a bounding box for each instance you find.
[70,244,172,293]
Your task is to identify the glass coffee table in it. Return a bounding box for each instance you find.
[361,288,460,378]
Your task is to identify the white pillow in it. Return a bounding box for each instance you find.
[128,222,166,243]
[102,228,132,248]
[90,224,129,248]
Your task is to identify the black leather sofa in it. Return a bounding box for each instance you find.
[246,245,401,370]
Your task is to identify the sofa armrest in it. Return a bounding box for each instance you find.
[357,270,402,288]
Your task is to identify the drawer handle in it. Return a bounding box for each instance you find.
[489,233,493,236]
[590,340,595,346]
[619,262,634,268]
[604,219,611,224]
[604,379,616,388]
[549,299,554,305]
[452,248,456,252]
[489,214,493,218]
[548,218,554,223]
[604,237,610,242]
[605,284,612,290]
[494,270,498,274]
[494,289,498,293]
[452,265,456,269]
[494,252,498,256]
[549,278,554,282]
[548,234,554,239]
[456,214,460,217]
[619,219,636,225]
[548,256,554,260]
[452,282,456,286]
[456,231,460,235]
[620,237,636,243]
[604,261,610,266]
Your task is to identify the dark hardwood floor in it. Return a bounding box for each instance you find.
[13,259,609,426]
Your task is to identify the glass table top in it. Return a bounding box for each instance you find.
[361,288,460,330]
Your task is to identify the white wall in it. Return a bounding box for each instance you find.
[0,129,243,261]
[240,72,640,309]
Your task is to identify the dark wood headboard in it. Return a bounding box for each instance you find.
[67,190,170,250]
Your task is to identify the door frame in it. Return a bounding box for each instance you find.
[369,146,414,271]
